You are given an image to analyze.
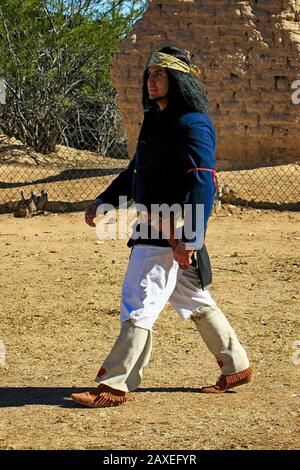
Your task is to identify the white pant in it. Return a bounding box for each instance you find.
[96,245,249,390]
[120,245,214,330]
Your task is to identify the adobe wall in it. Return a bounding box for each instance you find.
[111,0,300,169]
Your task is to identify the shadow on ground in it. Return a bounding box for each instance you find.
[0,386,235,408]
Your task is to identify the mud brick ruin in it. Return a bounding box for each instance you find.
[111,0,300,169]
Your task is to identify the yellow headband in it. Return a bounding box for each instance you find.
[147,52,201,78]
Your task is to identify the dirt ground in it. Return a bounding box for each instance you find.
[0,207,299,450]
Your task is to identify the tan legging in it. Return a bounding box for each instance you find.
[96,320,152,392]
[191,305,249,375]
[96,304,249,392]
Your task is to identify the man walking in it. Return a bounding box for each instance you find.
[71,46,252,408]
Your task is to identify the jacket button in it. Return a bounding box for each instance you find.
[134,169,137,173]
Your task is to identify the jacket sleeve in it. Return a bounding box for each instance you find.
[178,113,216,248]
[95,155,136,208]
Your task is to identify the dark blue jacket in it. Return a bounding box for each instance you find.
[97,106,216,247]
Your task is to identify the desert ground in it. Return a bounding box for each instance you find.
[0,206,299,450]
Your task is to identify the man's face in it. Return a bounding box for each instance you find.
[147,66,169,103]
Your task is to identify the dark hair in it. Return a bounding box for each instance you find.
[142,46,208,114]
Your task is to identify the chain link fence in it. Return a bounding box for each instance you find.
[216,162,299,210]
[0,122,299,214]
[0,77,299,213]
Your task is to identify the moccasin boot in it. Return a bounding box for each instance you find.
[71,384,129,408]
[200,367,253,394]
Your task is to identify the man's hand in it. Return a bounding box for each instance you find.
[85,201,99,227]
[173,244,194,270]
[138,212,194,269]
